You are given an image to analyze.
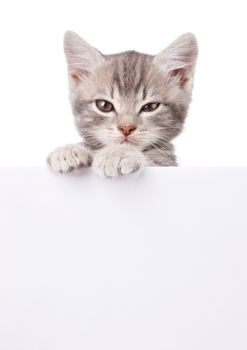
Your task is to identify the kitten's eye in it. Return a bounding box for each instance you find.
[96,100,115,113]
[140,102,160,113]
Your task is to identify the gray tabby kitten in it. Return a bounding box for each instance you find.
[47,31,198,177]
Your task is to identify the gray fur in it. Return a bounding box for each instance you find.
[47,31,198,176]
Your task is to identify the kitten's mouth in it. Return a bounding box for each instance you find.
[121,139,128,144]
[120,137,132,144]
[119,135,138,146]
[120,136,128,144]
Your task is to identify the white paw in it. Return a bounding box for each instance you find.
[92,145,146,178]
[47,144,92,173]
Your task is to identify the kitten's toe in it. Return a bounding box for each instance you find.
[118,156,142,175]
[47,144,92,173]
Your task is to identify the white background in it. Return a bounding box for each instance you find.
[0,0,246,166]
[0,167,247,350]
[1,3,247,348]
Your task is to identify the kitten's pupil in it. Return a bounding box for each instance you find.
[141,102,160,113]
[96,100,114,113]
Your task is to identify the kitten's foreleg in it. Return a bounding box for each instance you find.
[47,144,93,173]
[47,143,177,175]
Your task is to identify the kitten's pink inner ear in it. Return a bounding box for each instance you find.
[171,68,189,87]
[70,69,89,82]
[71,73,79,81]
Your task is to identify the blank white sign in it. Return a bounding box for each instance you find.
[0,167,247,350]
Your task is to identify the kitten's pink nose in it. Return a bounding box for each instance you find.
[118,125,136,136]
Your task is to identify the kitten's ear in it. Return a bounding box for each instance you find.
[64,31,105,82]
[154,33,198,89]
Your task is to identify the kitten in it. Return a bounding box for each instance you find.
[47,31,198,177]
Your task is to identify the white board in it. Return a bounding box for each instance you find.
[0,167,247,350]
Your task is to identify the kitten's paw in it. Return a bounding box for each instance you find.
[47,144,92,173]
[92,145,146,177]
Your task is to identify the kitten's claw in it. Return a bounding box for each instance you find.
[92,145,146,178]
[47,144,92,173]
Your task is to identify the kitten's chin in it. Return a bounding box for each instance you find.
[120,140,145,151]
[101,136,144,150]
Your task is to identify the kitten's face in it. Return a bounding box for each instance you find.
[64,32,198,150]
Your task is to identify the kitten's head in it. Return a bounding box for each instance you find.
[64,31,198,150]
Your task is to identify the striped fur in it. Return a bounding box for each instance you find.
[47,31,198,175]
